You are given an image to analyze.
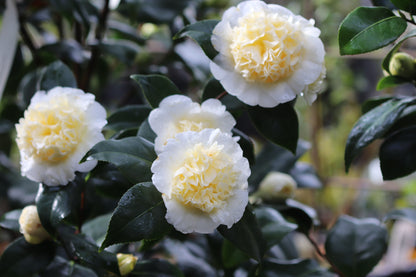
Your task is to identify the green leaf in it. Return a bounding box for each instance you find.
[290,162,322,189]
[217,206,267,261]
[382,29,416,73]
[361,97,393,114]
[97,40,140,65]
[81,213,112,245]
[255,207,297,249]
[391,0,416,14]
[0,209,22,232]
[0,237,55,277]
[85,137,156,184]
[221,239,249,269]
[380,126,416,180]
[101,182,171,250]
[36,179,84,234]
[345,97,416,172]
[325,215,388,277]
[233,128,255,166]
[40,60,77,91]
[275,199,317,235]
[257,259,335,277]
[248,104,299,153]
[58,227,120,275]
[108,20,145,45]
[130,74,181,108]
[376,75,409,90]
[105,105,151,132]
[338,7,407,55]
[39,40,86,64]
[42,256,99,277]
[137,118,157,142]
[249,141,310,192]
[131,259,184,276]
[174,20,219,60]
[384,208,416,223]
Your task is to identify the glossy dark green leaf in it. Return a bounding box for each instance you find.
[202,78,246,115]
[0,209,22,232]
[338,7,406,55]
[218,206,267,261]
[257,259,335,277]
[274,199,317,235]
[40,60,77,91]
[382,29,416,73]
[221,239,249,269]
[376,75,409,90]
[130,74,181,108]
[380,126,416,180]
[137,119,157,143]
[325,215,388,277]
[81,213,112,244]
[289,162,322,189]
[0,237,55,277]
[97,40,140,65]
[42,255,99,277]
[233,128,255,166]
[391,0,416,14]
[384,208,416,224]
[105,105,151,132]
[255,207,297,249]
[86,163,132,198]
[248,104,299,153]
[58,227,120,275]
[362,97,393,114]
[174,20,219,60]
[85,137,156,184]
[131,259,184,277]
[101,182,171,250]
[36,179,84,234]
[249,140,310,192]
[162,239,216,276]
[345,97,416,172]
[39,40,86,64]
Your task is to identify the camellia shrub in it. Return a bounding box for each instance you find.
[0,0,416,276]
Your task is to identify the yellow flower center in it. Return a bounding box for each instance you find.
[230,11,304,83]
[176,119,213,133]
[171,142,236,213]
[17,96,86,163]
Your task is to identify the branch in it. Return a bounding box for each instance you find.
[306,233,346,277]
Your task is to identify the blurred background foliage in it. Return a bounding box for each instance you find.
[1,0,416,274]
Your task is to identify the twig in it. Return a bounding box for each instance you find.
[81,0,110,91]
[306,233,346,277]
[216,91,228,100]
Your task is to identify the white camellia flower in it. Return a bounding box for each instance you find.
[148,94,236,153]
[210,0,325,107]
[16,87,107,186]
[19,205,50,244]
[151,128,249,234]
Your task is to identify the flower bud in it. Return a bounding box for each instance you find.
[253,172,297,202]
[389,52,416,80]
[18,205,50,244]
[117,253,138,276]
